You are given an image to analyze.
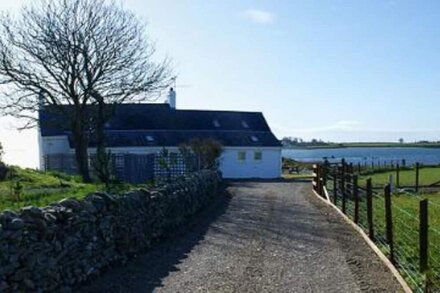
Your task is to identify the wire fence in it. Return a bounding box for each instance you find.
[313,160,440,292]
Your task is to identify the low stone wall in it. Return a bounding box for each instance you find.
[0,170,222,292]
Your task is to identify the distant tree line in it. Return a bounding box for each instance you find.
[281,137,335,147]
[281,137,440,148]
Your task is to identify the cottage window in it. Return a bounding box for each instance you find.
[237,151,246,161]
[213,119,221,127]
[254,151,262,161]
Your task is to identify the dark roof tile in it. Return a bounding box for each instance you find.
[40,103,281,147]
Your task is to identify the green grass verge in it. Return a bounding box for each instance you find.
[0,167,134,211]
[282,174,314,180]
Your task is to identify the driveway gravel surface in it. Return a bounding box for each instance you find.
[80,181,403,292]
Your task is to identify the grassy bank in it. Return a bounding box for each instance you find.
[0,167,133,210]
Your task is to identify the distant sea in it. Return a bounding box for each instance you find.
[282,147,440,166]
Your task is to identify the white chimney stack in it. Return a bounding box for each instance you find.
[167,87,176,109]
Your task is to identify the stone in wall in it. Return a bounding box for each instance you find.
[0,170,221,292]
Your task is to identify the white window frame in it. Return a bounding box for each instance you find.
[237,151,246,162]
[254,150,263,162]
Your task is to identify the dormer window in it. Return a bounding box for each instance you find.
[242,121,249,128]
[213,119,221,128]
[146,135,154,142]
[250,135,259,142]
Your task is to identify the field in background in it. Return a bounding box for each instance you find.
[284,142,440,149]
[282,158,314,180]
[359,165,440,189]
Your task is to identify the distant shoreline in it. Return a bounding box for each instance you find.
[283,143,440,150]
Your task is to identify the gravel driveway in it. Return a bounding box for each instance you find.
[80,181,403,292]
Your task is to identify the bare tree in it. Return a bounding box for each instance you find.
[0,0,173,182]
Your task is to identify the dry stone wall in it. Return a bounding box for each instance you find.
[0,170,221,292]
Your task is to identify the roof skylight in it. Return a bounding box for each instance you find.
[250,135,259,142]
[242,121,249,128]
[146,135,154,142]
[213,119,221,127]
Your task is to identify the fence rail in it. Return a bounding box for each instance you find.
[313,160,440,292]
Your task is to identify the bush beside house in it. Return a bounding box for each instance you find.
[0,142,7,181]
[0,170,222,292]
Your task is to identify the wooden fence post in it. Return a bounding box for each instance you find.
[313,165,317,192]
[419,199,428,273]
[316,165,321,194]
[349,163,354,174]
[341,163,346,214]
[384,184,395,264]
[322,164,328,194]
[320,165,325,197]
[333,169,338,205]
[319,168,324,197]
[353,175,359,224]
[366,178,374,239]
[357,162,361,174]
[396,163,400,188]
[415,162,420,193]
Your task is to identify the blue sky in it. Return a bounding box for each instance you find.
[1,0,440,167]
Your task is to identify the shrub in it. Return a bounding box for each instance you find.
[179,138,223,171]
[0,141,7,180]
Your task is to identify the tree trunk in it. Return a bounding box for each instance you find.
[73,115,91,183]
[95,99,111,185]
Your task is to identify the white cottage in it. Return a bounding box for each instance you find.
[39,90,282,179]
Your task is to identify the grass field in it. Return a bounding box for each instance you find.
[281,157,314,180]
[0,167,133,210]
[328,176,440,291]
[358,166,440,189]
[284,142,440,150]
[282,174,314,180]
[370,194,440,289]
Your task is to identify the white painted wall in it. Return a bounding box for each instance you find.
[219,147,282,179]
[40,136,71,169]
[40,135,282,179]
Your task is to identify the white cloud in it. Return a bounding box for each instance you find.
[330,120,360,131]
[242,9,275,24]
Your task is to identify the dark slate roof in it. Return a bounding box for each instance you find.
[40,103,281,147]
